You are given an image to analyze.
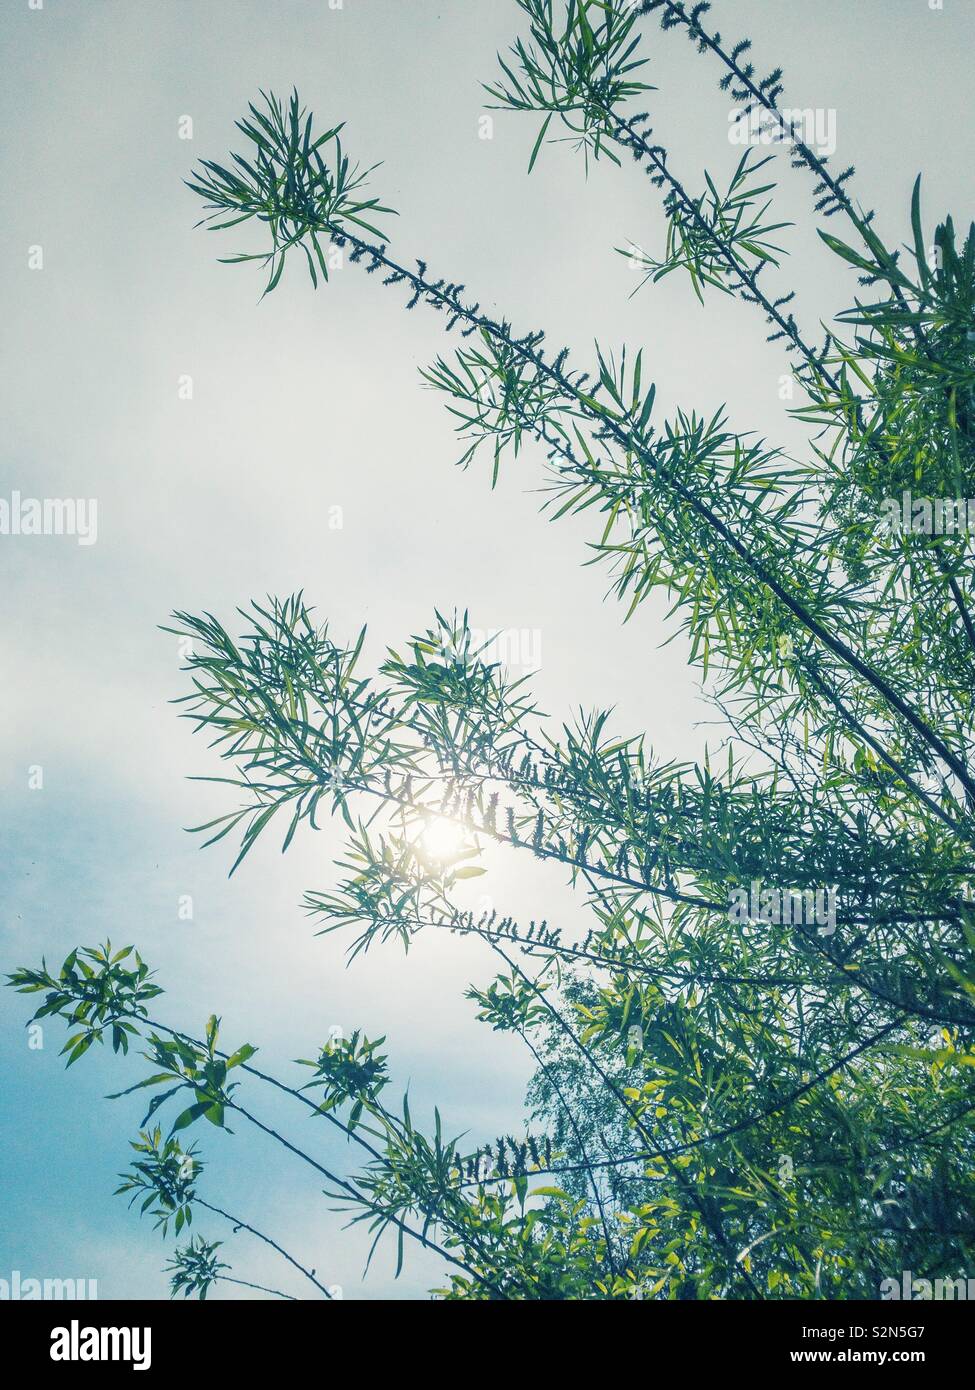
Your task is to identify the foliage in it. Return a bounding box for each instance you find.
[9,0,975,1299]
[166,1237,230,1300]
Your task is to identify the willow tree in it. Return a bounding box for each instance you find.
[10,0,975,1300]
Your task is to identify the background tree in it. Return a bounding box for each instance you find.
[10,0,975,1299]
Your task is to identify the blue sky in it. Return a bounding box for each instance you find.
[2,0,974,1299]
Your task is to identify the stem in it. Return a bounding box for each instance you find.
[457,1014,907,1188]
[227,1100,508,1299]
[114,1010,507,1298]
[611,110,830,386]
[217,1275,296,1300]
[197,1198,333,1298]
[489,940,766,1296]
[322,224,975,806]
[517,1023,621,1278]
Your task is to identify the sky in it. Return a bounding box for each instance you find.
[2,0,974,1301]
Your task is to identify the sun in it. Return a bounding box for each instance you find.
[419,816,467,863]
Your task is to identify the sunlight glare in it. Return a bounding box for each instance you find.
[420,816,467,862]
